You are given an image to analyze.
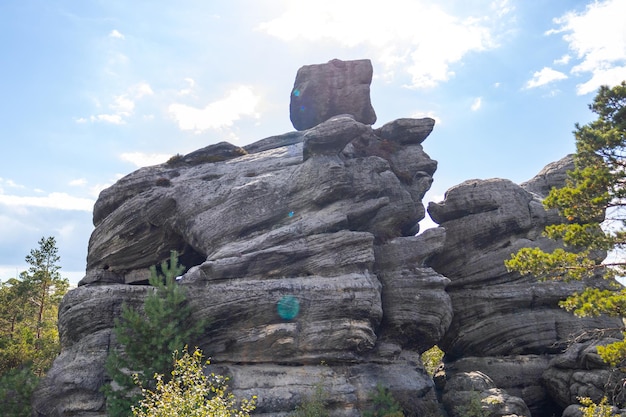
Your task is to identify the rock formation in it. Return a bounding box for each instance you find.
[290,59,377,131]
[427,155,622,417]
[33,60,624,417]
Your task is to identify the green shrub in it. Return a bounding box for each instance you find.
[291,383,329,417]
[0,365,39,417]
[167,154,184,165]
[579,397,619,417]
[421,345,444,376]
[103,252,206,417]
[455,391,488,417]
[363,384,404,417]
[132,347,255,417]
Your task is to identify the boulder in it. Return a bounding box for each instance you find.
[542,340,626,409]
[374,118,436,145]
[290,59,376,130]
[441,371,531,417]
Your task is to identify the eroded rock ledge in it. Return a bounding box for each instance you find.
[33,60,623,417]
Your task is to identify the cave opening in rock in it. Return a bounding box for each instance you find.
[130,244,206,285]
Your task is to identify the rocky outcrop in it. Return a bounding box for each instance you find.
[33,111,444,416]
[290,59,377,131]
[33,60,624,417]
[441,370,531,417]
[427,155,623,416]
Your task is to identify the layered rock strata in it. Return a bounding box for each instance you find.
[33,59,625,417]
[33,115,446,417]
[427,155,623,416]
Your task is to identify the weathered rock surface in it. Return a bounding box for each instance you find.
[34,112,443,416]
[442,370,532,417]
[290,59,376,130]
[543,340,626,409]
[428,155,623,416]
[34,60,625,417]
[520,154,575,198]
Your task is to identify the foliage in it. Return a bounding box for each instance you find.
[579,396,619,417]
[505,82,626,368]
[167,153,184,165]
[0,364,40,417]
[421,345,445,376]
[0,237,68,415]
[104,251,206,417]
[454,391,488,417]
[131,347,255,417]
[291,382,329,417]
[362,383,404,417]
[0,236,68,376]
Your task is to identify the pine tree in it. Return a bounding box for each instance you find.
[506,81,626,367]
[0,236,69,416]
[104,251,206,417]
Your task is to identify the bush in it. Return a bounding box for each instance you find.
[0,365,39,417]
[455,391,488,417]
[103,252,206,417]
[167,154,184,165]
[579,397,619,417]
[291,383,329,417]
[421,345,444,376]
[132,347,256,417]
[363,384,404,417]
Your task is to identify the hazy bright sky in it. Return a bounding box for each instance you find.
[1,0,625,284]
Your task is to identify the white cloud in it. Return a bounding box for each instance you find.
[169,85,260,133]
[471,97,482,111]
[553,54,571,65]
[179,78,196,96]
[111,95,135,115]
[120,152,170,167]
[109,29,125,40]
[548,0,626,95]
[258,0,508,88]
[85,82,154,125]
[0,192,94,212]
[576,65,626,95]
[90,114,125,125]
[130,82,154,98]
[525,67,568,89]
[69,178,87,187]
[0,178,24,189]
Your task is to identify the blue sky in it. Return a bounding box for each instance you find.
[1,0,625,285]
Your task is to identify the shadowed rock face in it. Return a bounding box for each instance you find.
[290,59,377,131]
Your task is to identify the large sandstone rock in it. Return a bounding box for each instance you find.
[441,370,531,417]
[33,58,624,417]
[33,114,444,416]
[428,155,623,416]
[542,340,626,409]
[290,59,377,130]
